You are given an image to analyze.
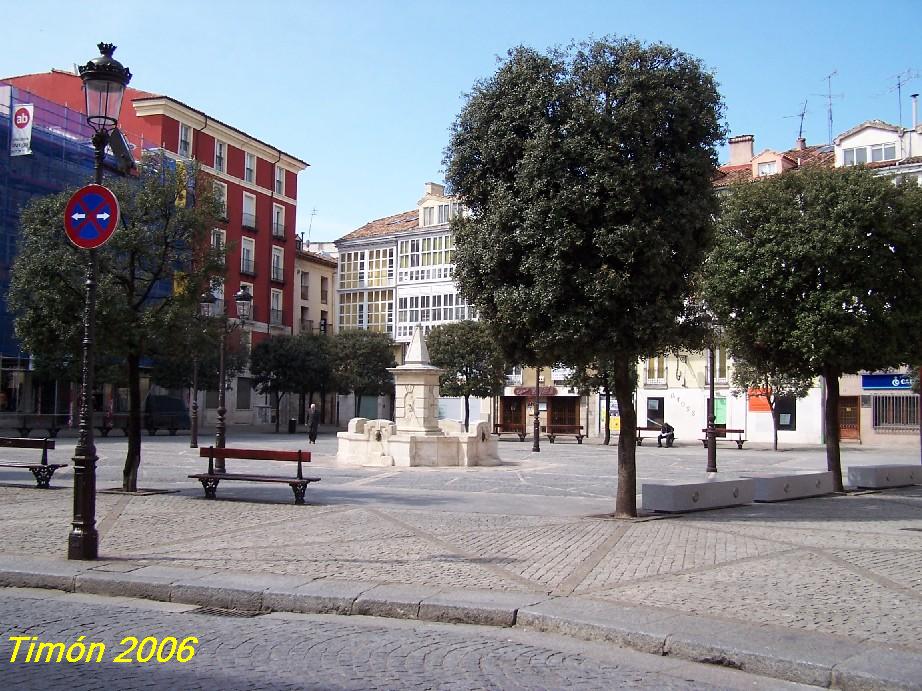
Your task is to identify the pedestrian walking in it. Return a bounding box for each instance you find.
[307,403,320,444]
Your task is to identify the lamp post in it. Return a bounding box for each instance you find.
[706,344,717,473]
[68,43,130,561]
[200,286,252,464]
[532,366,541,453]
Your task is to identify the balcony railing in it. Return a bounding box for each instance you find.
[240,258,256,276]
[270,309,283,326]
[271,266,284,282]
[272,221,285,239]
[241,212,257,230]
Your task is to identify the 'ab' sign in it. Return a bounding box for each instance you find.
[64,184,120,249]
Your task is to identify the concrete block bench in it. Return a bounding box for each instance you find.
[847,464,919,489]
[743,471,835,502]
[642,477,754,513]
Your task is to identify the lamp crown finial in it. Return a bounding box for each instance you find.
[97,43,116,57]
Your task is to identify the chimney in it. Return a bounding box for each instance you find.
[912,94,919,129]
[796,137,806,150]
[424,182,445,197]
[727,135,754,165]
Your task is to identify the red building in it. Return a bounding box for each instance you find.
[4,69,309,425]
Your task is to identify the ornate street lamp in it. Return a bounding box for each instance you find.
[532,366,541,453]
[706,323,724,474]
[201,286,253,465]
[68,43,131,561]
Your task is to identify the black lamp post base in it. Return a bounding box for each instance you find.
[67,528,98,560]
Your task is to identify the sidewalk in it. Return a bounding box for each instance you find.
[0,433,920,688]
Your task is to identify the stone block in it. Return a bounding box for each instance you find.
[263,578,372,615]
[418,588,544,627]
[746,471,835,502]
[352,583,442,620]
[642,478,754,513]
[847,464,919,489]
[0,555,91,591]
[170,572,270,611]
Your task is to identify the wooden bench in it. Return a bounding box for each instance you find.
[700,428,747,449]
[189,447,320,504]
[636,426,667,446]
[94,413,130,437]
[0,437,67,488]
[15,414,63,438]
[543,424,584,444]
[492,422,527,441]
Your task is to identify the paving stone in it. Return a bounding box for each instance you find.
[352,583,443,619]
[263,578,372,614]
[418,588,547,627]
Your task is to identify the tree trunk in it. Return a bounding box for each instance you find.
[612,358,637,518]
[354,394,361,418]
[463,394,470,432]
[823,367,844,492]
[603,372,611,446]
[122,352,142,492]
[771,401,779,451]
[274,390,281,433]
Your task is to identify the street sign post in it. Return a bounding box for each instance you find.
[64,184,119,249]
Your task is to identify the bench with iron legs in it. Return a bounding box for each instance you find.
[94,413,130,437]
[492,423,527,441]
[636,426,673,446]
[15,414,64,438]
[543,424,584,444]
[700,428,747,449]
[189,447,320,504]
[0,437,67,488]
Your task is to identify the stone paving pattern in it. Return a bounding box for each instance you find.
[1,431,921,656]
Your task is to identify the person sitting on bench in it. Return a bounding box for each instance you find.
[657,422,675,448]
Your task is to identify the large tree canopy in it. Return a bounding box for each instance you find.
[703,166,922,489]
[330,330,396,418]
[444,37,725,515]
[10,153,224,490]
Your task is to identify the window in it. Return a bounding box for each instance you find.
[213,182,227,219]
[367,248,394,286]
[211,228,226,251]
[645,356,666,385]
[241,238,255,275]
[366,289,394,333]
[271,248,284,282]
[274,165,284,195]
[244,152,256,183]
[776,395,797,431]
[300,271,310,301]
[872,394,919,431]
[179,123,192,157]
[705,348,728,384]
[843,147,868,166]
[214,140,226,172]
[235,377,251,410]
[320,276,329,304]
[506,366,523,385]
[339,292,363,330]
[339,251,365,289]
[437,204,449,224]
[422,206,434,226]
[272,204,285,238]
[270,289,283,325]
[871,143,897,163]
[757,161,777,176]
[397,234,453,282]
[242,193,257,229]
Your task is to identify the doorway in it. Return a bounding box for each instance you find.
[839,396,860,440]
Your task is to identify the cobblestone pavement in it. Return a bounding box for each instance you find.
[0,589,815,690]
[0,431,921,662]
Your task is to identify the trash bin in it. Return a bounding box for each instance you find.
[288,418,297,434]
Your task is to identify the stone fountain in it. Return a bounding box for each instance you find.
[336,325,499,467]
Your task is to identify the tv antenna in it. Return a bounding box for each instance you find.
[813,70,843,145]
[307,207,318,244]
[784,99,809,141]
[885,69,920,127]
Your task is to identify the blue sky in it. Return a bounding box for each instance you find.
[4,1,920,242]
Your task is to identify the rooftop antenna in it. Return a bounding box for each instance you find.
[813,70,843,145]
[307,207,317,244]
[784,99,809,141]
[885,69,920,127]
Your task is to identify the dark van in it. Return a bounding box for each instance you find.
[144,395,191,435]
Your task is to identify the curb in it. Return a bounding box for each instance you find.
[1,556,920,690]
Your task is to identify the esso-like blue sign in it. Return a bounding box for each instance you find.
[64,184,120,250]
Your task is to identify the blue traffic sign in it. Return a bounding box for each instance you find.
[64,184,120,249]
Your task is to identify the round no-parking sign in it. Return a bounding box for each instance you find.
[64,184,120,249]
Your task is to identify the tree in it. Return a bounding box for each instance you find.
[703,166,922,490]
[9,153,224,491]
[444,37,724,516]
[729,357,813,451]
[330,330,396,418]
[249,333,332,432]
[427,321,505,430]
